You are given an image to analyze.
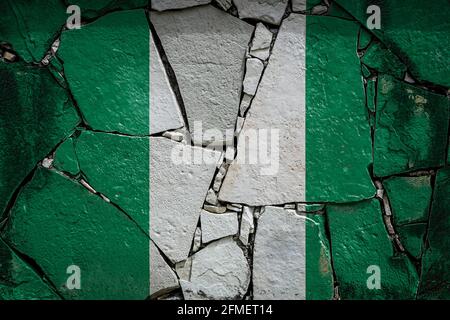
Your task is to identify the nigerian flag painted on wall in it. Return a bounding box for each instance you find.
[219,13,375,299]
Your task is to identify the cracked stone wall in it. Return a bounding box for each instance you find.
[0,0,449,300]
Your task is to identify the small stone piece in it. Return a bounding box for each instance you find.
[180,238,250,300]
[312,4,328,15]
[203,204,227,214]
[192,227,202,253]
[291,0,306,11]
[162,131,184,142]
[250,23,273,61]
[243,58,264,96]
[175,258,193,281]
[215,0,232,10]
[150,241,179,298]
[239,206,255,245]
[205,189,219,205]
[234,0,289,25]
[239,94,253,116]
[201,211,239,243]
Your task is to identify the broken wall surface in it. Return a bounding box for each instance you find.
[0,0,449,300]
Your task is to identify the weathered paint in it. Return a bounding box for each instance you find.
[327,199,419,300]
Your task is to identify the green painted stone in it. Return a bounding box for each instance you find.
[1,168,149,300]
[397,224,427,260]
[0,238,59,300]
[327,199,419,300]
[58,10,149,134]
[304,204,325,213]
[53,138,80,176]
[374,74,449,177]
[0,0,67,62]
[306,214,334,300]
[366,78,376,112]
[418,168,450,299]
[306,16,375,202]
[326,1,354,20]
[0,62,79,216]
[361,41,406,78]
[73,131,149,232]
[358,27,372,50]
[66,0,148,19]
[335,0,450,87]
[384,176,432,225]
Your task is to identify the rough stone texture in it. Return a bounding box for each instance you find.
[361,40,407,79]
[1,169,150,300]
[151,0,211,11]
[253,207,333,300]
[249,23,273,61]
[180,238,250,300]
[59,10,150,135]
[291,0,306,12]
[239,206,254,246]
[0,0,67,62]
[234,0,289,25]
[328,199,419,300]
[0,62,79,215]
[418,168,450,299]
[374,74,449,177]
[243,58,264,96]
[151,6,253,145]
[150,34,184,135]
[201,211,239,244]
[336,0,450,87]
[52,138,79,176]
[150,241,179,297]
[0,238,59,300]
[150,138,222,263]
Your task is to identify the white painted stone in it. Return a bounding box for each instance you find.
[150,241,179,297]
[181,238,250,300]
[243,58,264,96]
[253,206,305,299]
[239,206,254,245]
[234,0,289,25]
[150,34,184,135]
[239,93,253,116]
[201,211,239,243]
[215,0,232,10]
[192,227,202,252]
[236,117,245,136]
[203,204,227,214]
[176,257,193,281]
[250,23,272,61]
[162,131,184,142]
[225,146,236,163]
[151,6,253,145]
[205,188,219,205]
[151,0,211,11]
[219,14,307,206]
[227,203,243,212]
[291,0,306,12]
[150,137,221,263]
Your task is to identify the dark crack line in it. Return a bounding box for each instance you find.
[0,237,65,300]
[323,208,341,300]
[148,14,191,141]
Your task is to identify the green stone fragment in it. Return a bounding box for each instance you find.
[0,0,67,62]
[1,168,149,300]
[0,62,79,215]
[67,0,148,19]
[305,214,334,300]
[306,16,375,202]
[384,176,432,225]
[0,238,59,300]
[418,168,450,299]
[74,131,149,232]
[305,204,325,212]
[53,138,80,176]
[397,224,426,260]
[326,1,354,20]
[335,0,450,87]
[58,10,149,134]
[374,74,449,177]
[366,78,376,112]
[358,27,372,50]
[361,41,406,79]
[328,199,419,300]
